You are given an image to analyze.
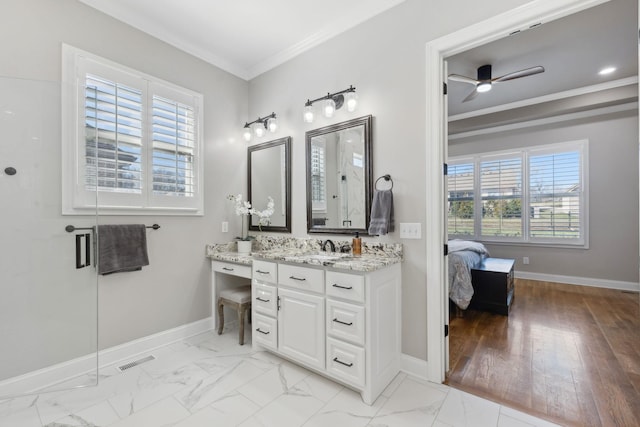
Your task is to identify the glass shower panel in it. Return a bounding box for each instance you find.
[0,77,98,398]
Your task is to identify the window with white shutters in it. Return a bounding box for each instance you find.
[63,45,203,215]
[448,140,586,246]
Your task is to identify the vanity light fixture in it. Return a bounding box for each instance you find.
[303,85,357,123]
[242,112,277,142]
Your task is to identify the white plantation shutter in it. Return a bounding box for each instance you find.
[311,141,327,211]
[63,45,203,215]
[480,156,522,238]
[151,95,195,197]
[448,140,586,246]
[529,148,582,242]
[85,74,143,194]
[447,162,474,236]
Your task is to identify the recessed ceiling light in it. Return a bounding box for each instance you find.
[598,66,617,76]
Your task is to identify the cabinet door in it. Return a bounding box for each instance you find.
[277,288,325,369]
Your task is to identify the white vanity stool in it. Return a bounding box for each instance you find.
[217,285,252,345]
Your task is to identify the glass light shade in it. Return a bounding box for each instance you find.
[345,91,358,112]
[476,82,492,93]
[267,117,278,133]
[242,127,252,142]
[253,123,266,138]
[322,98,336,118]
[303,105,314,123]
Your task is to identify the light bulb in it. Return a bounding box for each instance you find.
[476,82,492,93]
[242,127,252,142]
[303,105,314,123]
[253,123,265,138]
[323,98,336,118]
[345,91,358,112]
[267,117,278,133]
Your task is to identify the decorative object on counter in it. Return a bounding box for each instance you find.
[228,194,274,254]
[369,174,394,236]
[352,232,362,256]
[242,112,278,142]
[303,85,357,123]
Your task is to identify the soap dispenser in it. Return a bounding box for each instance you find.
[352,232,362,257]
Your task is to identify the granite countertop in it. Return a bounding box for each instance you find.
[206,237,402,273]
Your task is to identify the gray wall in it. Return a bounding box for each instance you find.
[449,111,639,283]
[0,0,249,350]
[248,0,531,360]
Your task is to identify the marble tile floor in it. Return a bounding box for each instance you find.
[0,326,560,427]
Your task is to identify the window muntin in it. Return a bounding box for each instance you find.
[448,141,586,246]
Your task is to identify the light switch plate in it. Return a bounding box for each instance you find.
[399,223,421,239]
[222,221,229,232]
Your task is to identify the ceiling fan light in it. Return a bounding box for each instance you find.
[476,82,492,93]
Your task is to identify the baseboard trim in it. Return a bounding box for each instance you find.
[400,353,429,381]
[0,317,214,398]
[515,271,639,292]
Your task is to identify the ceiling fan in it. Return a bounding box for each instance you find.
[448,64,545,102]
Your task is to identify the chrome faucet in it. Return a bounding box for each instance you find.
[321,239,336,252]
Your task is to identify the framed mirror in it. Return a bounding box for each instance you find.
[306,115,372,234]
[248,136,291,232]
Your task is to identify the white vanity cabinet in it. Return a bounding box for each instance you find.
[251,258,401,405]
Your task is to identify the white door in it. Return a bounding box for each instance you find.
[277,288,325,369]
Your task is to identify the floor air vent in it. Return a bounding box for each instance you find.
[117,355,156,372]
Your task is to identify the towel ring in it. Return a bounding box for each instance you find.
[375,174,393,190]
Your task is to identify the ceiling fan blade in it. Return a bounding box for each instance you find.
[448,74,478,85]
[493,66,545,83]
[462,88,480,103]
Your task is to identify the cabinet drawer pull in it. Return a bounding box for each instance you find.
[256,297,270,303]
[289,275,306,281]
[332,357,353,367]
[332,318,353,326]
[256,270,270,274]
[255,328,270,335]
[222,267,234,271]
[332,283,353,290]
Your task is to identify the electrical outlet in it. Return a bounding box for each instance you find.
[523,256,530,265]
[399,223,422,239]
[222,221,229,233]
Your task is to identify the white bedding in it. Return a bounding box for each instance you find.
[448,240,489,309]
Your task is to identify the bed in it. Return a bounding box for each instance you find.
[448,239,489,310]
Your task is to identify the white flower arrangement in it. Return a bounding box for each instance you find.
[228,194,275,239]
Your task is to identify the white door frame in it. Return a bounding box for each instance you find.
[423,0,611,383]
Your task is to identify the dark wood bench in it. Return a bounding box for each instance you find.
[469,258,515,316]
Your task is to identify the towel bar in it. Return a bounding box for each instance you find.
[65,224,160,233]
[375,174,393,190]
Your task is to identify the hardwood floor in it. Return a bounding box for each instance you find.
[446,279,640,427]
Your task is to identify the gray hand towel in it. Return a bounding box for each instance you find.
[368,189,394,235]
[98,224,149,275]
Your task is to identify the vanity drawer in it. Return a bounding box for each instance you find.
[252,260,277,284]
[253,313,277,350]
[325,271,365,303]
[253,282,277,317]
[278,264,324,294]
[326,299,365,346]
[326,337,365,387]
[213,261,252,279]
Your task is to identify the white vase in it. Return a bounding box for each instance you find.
[237,240,252,254]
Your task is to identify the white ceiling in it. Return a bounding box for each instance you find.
[447,0,638,118]
[78,0,405,80]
